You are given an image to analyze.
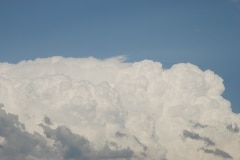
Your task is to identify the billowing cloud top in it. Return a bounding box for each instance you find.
[0,56,239,160]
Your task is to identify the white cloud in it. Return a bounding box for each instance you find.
[0,56,239,160]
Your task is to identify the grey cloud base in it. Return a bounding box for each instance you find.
[0,56,240,160]
[0,105,60,160]
[0,105,134,160]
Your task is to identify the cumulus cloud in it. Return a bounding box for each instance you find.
[0,104,134,160]
[0,56,240,160]
[0,104,60,160]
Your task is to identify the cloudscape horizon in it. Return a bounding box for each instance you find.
[1,1,240,159]
[0,56,239,160]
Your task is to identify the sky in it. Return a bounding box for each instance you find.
[0,0,239,114]
[0,1,240,158]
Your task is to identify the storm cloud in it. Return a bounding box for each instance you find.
[0,56,240,160]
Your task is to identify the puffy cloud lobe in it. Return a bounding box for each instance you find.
[40,125,92,160]
[0,104,135,160]
[41,124,133,160]
[0,56,240,160]
[0,104,60,160]
[40,123,135,160]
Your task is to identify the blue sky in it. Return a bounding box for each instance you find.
[0,0,239,113]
